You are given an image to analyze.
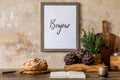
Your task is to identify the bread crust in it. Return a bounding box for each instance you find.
[22,58,48,71]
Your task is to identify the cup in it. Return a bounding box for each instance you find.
[98,66,108,77]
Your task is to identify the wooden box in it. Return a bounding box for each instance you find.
[110,56,120,70]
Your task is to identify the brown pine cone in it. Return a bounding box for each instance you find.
[74,49,85,63]
[81,53,94,65]
[64,52,78,65]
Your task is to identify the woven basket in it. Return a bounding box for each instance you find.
[92,54,101,64]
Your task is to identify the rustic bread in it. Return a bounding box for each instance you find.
[22,58,48,71]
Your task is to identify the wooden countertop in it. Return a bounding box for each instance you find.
[0,69,120,80]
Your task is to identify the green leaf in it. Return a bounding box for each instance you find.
[81,30,104,54]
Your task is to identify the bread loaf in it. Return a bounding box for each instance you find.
[22,58,48,71]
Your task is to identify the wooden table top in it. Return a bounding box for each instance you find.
[0,69,120,80]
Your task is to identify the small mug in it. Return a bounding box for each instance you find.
[98,66,108,77]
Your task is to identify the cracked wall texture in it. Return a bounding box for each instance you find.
[0,0,120,69]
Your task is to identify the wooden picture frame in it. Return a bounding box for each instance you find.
[41,2,80,52]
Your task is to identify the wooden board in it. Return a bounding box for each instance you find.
[98,21,120,67]
[20,69,50,75]
[102,21,119,54]
[64,64,104,72]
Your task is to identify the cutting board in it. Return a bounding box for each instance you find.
[64,64,104,72]
[101,20,119,54]
[99,21,120,68]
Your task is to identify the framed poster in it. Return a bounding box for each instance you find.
[41,2,80,52]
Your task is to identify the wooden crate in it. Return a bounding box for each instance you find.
[110,56,120,70]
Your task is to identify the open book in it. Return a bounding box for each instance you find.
[50,71,86,78]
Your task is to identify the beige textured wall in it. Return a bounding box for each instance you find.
[0,0,120,69]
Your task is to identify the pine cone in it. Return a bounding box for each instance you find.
[74,49,85,63]
[81,53,94,65]
[64,52,78,65]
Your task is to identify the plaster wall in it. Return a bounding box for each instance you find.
[0,0,120,69]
